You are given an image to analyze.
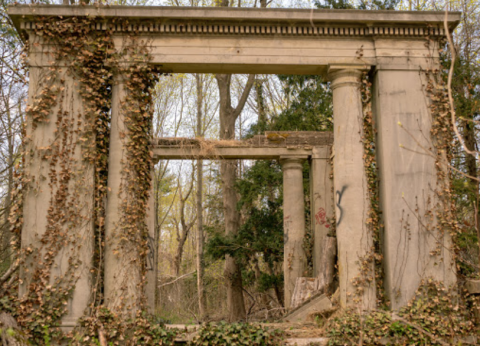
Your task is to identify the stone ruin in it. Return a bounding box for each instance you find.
[8,4,460,327]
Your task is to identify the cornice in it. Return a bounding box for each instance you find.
[20,20,448,38]
[9,5,461,41]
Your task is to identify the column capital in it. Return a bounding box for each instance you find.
[327,65,369,90]
[279,156,306,170]
[311,146,330,160]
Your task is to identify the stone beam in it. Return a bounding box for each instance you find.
[152,132,332,160]
[153,147,317,160]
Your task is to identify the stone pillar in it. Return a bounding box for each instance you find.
[372,67,456,310]
[104,73,144,317]
[329,67,376,311]
[280,157,307,310]
[20,32,94,329]
[145,164,157,313]
[309,146,335,293]
[104,74,127,314]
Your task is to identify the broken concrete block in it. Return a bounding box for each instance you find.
[291,277,321,309]
[284,293,332,323]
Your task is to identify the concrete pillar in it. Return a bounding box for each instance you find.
[20,32,94,329]
[309,146,335,293]
[280,157,307,310]
[104,73,144,317]
[372,67,456,310]
[329,67,376,311]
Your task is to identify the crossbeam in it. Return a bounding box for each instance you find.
[153,146,317,160]
[152,132,333,160]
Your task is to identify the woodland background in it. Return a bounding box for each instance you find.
[0,0,479,325]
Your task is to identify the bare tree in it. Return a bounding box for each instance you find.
[173,176,196,276]
[195,73,207,320]
[215,73,255,321]
[0,2,24,275]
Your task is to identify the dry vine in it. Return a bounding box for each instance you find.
[0,13,174,345]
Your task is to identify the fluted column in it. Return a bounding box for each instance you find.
[329,67,376,311]
[280,157,307,310]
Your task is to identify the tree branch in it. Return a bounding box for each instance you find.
[233,74,255,119]
[0,261,18,286]
[444,9,479,157]
[158,271,196,288]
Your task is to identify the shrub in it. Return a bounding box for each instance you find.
[190,322,284,346]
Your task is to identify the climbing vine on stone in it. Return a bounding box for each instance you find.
[105,41,161,314]
[0,13,171,344]
[326,279,474,346]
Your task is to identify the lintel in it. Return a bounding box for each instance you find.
[153,146,320,160]
[152,132,333,160]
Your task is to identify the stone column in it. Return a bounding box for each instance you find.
[329,67,376,311]
[280,157,307,310]
[309,147,335,293]
[372,67,456,310]
[20,32,94,329]
[104,73,127,314]
[104,73,144,317]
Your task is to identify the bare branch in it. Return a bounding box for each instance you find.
[0,261,18,286]
[232,74,255,119]
[157,270,195,288]
[444,10,479,157]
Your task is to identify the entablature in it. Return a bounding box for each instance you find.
[152,131,333,160]
[9,5,461,75]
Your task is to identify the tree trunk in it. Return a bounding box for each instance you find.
[215,73,254,321]
[173,235,188,277]
[173,180,194,277]
[464,121,477,187]
[214,0,257,320]
[195,74,207,320]
[1,97,15,269]
[255,80,267,125]
[463,120,480,265]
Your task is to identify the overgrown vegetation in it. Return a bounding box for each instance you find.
[0,12,168,344]
[327,280,475,345]
[190,322,285,346]
[78,310,178,346]
[204,75,333,313]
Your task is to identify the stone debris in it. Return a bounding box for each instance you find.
[283,293,333,323]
